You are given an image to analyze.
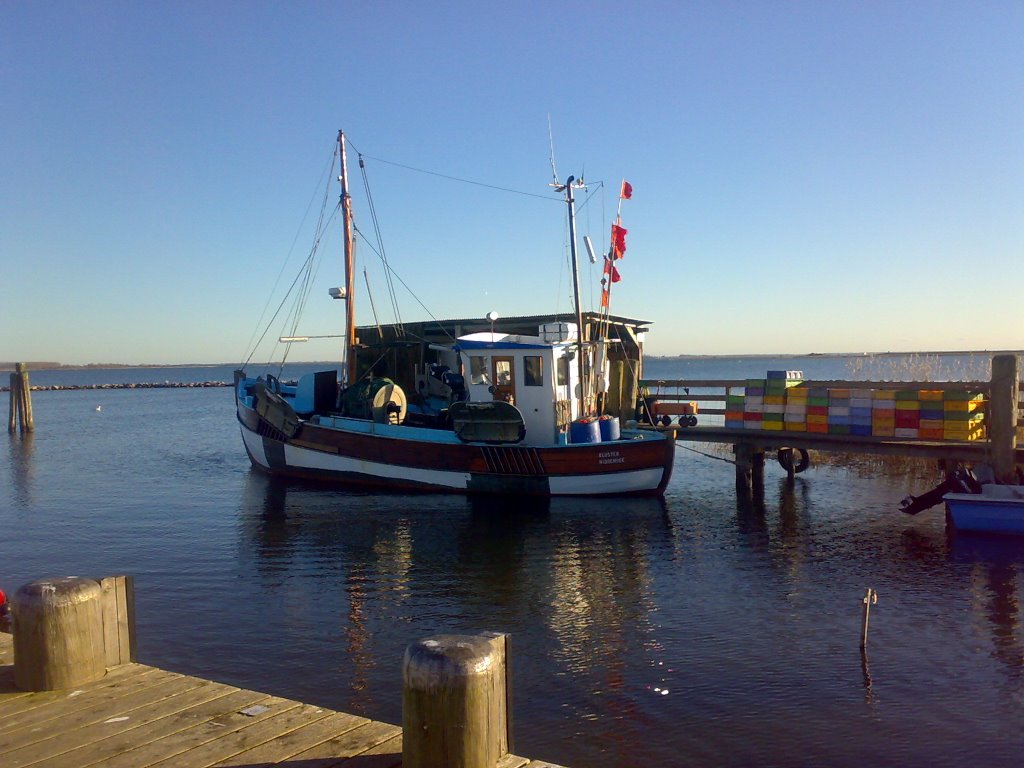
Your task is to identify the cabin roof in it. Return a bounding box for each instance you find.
[357,311,652,335]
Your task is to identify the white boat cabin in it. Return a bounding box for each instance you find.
[455,322,589,446]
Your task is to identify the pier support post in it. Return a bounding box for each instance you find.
[403,632,511,768]
[989,354,1020,483]
[13,577,107,691]
[735,443,753,493]
[7,372,15,433]
[8,363,34,434]
[734,443,765,497]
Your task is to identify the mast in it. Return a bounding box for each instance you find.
[563,175,588,417]
[338,130,357,387]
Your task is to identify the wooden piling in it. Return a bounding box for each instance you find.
[13,576,107,691]
[7,371,16,433]
[989,354,1020,482]
[734,443,753,493]
[19,363,34,432]
[8,363,34,433]
[402,632,511,768]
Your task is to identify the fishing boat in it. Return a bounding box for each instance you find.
[944,485,1024,535]
[234,131,675,496]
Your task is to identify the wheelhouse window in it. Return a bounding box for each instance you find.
[557,356,569,386]
[495,359,512,386]
[470,356,490,385]
[524,356,543,386]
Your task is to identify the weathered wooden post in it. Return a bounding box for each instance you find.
[11,575,136,691]
[8,363,34,433]
[735,442,753,493]
[989,354,1020,483]
[403,632,511,768]
[19,363,34,432]
[7,371,16,433]
[13,577,107,690]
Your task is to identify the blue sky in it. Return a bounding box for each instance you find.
[2,2,1021,364]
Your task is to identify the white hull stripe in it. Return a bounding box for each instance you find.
[241,424,664,496]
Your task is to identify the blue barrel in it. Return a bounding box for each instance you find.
[598,415,621,441]
[569,417,601,444]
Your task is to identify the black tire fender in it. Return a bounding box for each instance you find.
[777,447,810,473]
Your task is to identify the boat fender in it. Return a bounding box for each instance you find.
[0,588,7,615]
[777,448,810,474]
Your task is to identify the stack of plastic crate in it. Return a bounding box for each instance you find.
[943,390,986,441]
[807,387,829,433]
[784,383,808,432]
[763,371,798,431]
[918,390,945,439]
[872,390,896,436]
[894,390,921,438]
[828,387,851,435]
[849,388,873,436]
[725,389,745,429]
[743,378,765,430]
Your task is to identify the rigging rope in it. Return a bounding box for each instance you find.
[241,148,338,368]
[358,154,404,335]
[353,149,560,202]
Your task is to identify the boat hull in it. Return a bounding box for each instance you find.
[944,489,1024,535]
[237,402,674,497]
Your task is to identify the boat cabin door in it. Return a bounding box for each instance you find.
[491,356,515,404]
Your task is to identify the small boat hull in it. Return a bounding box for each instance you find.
[944,487,1024,535]
[237,402,674,497]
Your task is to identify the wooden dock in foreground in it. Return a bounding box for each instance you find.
[0,629,563,768]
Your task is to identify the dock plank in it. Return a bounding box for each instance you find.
[1,676,219,766]
[0,664,157,720]
[208,710,371,767]
[145,701,335,768]
[0,667,175,733]
[76,695,301,768]
[284,720,403,767]
[48,687,262,768]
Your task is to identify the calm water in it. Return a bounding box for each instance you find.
[2,355,1022,767]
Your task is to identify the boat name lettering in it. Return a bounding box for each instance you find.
[598,450,625,465]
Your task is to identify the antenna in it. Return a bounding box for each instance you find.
[547,114,559,187]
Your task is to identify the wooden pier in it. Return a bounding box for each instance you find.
[641,354,1024,492]
[0,578,565,768]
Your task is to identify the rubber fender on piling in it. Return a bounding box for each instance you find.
[777,447,810,473]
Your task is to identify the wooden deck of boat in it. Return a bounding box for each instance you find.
[0,632,564,768]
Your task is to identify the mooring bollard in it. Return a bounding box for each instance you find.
[402,632,511,768]
[860,587,878,650]
[13,576,107,691]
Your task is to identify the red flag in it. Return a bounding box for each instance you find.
[603,257,621,283]
[611,223,627,259]
[620,180,632,200]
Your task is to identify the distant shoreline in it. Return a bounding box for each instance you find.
[2,350,1021,372]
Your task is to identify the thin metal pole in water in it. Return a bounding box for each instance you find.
[860,587,878,649]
